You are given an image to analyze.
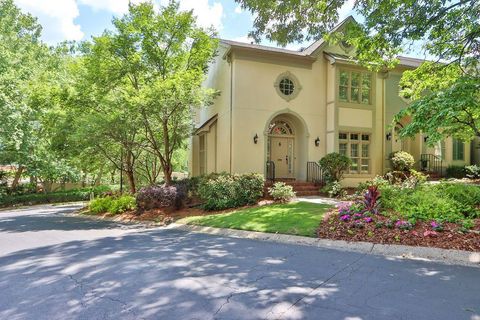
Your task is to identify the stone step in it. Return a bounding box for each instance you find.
[295,190,322,196]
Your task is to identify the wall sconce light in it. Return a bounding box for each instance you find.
[423,136,428,142]
[253,134,258,144]
[314,137,320,147]
[386,132,392,141]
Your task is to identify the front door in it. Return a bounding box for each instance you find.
[270,137,294,178]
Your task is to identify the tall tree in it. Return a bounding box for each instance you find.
[78,1,218,186]
[236,0,480,142]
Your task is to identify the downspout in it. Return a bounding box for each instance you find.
[229,54,233,174]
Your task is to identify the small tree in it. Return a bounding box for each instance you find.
[390,151,414,172]
[319,152,352,182]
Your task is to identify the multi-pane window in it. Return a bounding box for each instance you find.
[453,139,464,161]
[339,132,371,174]
[339,70,372,104]
[279,78,295,96]
[199,135,206,175]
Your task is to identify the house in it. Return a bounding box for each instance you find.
[189,16,475,187]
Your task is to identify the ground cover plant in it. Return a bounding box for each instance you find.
[179,202,331,237]
[317,176,480,251]
[89,195,136,215]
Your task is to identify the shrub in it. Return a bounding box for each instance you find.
[198,172,264,210]
[319,152,352,182]
[268,182,296,202]
[446,165,465,178]
[0,190,91,207]
[109,195,136,214]
[390,151,414,171]
[89,197,114,214]
[465,165,480,179]
[321,180,345,198]
[379,184,468,223]
[136,184,186,211]
[431,183,480,216]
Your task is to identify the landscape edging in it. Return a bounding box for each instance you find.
[168,223,480,267]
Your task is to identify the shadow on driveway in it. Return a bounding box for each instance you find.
[0,228,479,320]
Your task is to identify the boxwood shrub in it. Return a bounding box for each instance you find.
[198,173,264,210]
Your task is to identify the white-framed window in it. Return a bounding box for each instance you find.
[453,139,464,161]
[339,132,371,174]
[339,70,372,104]
[199,134,206,175]
[274,71,302,101]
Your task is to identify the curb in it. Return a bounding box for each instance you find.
[168,223,480,268]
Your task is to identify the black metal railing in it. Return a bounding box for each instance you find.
[307,161,325,186]
[420,154,443,177]
[266,161,275,182]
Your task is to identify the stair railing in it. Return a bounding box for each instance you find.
[306,161,325,186]
[266,161,275,182]
[420,154,443,177]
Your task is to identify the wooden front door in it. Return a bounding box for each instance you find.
[270,137,294,178]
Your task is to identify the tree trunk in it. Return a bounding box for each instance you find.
[95,164,105,186]
[125,170,136,193]
[163,164,173,186]
[11,166,24,189]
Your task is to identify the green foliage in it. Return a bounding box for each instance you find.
[319,152,352,182]
[198,173,264,210]
[108,195,136,214]
[0,190,91,207]
[390,151,414,172]
[321,181,346,198]
[89,195,136,215]
[379,183,480,223]
[446,165,465,179]
[268,182,296,202]
[89,197,114,214]
[465,165,480,179]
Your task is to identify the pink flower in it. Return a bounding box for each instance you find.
[340,214,350,222]
[364,217,373,223]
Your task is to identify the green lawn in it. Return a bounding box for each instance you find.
[178,201,332,237]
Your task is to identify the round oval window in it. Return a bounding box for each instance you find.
[279,78,295,96]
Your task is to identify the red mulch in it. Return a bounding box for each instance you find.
[317,210,480,252]
[93,199,275,225]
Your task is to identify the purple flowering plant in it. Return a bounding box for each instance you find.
[430,221,444,231]
[340,214,350,222]
[395,220,413,230]
[364,217,373,223]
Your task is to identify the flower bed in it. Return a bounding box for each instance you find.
[318,209,480,251]
[317,179,480,252]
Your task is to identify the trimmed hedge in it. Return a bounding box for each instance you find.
[0,185,115,207]
[136,184,186,210]
[198,173,264,210]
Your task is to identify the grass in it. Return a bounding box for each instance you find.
[178,201,332,237]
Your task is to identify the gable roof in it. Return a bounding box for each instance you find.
[221,15,426,68]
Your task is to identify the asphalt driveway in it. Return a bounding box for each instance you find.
[0,204,479,320]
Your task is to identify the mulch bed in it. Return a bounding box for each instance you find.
[317,210,480,252]
[86,199,275,225]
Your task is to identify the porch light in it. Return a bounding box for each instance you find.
[424,136,428,142]
[386,132,392,141]
[253,134,259,144]
[314,137,320,147]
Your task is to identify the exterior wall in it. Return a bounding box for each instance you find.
[229,50,327,180]
[190,44,231,176]
[190,41,474,184]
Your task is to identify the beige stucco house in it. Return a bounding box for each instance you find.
[189,17,475,187]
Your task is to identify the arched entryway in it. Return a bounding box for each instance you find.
[265,111,309,180]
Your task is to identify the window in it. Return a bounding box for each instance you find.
[274,72,302,101]
[338,70,372,104]
[339,132,371,174]
[199,135,206,175]
[279,78,294,96]
[453,139,464,161]
[268,120,294,136]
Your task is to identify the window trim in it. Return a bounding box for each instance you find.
[452,139,465,161]
[338,69,372,105]
[338,131,371,174]
[274,71,302,102]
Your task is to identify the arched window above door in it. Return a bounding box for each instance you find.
[268,120,294,136]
